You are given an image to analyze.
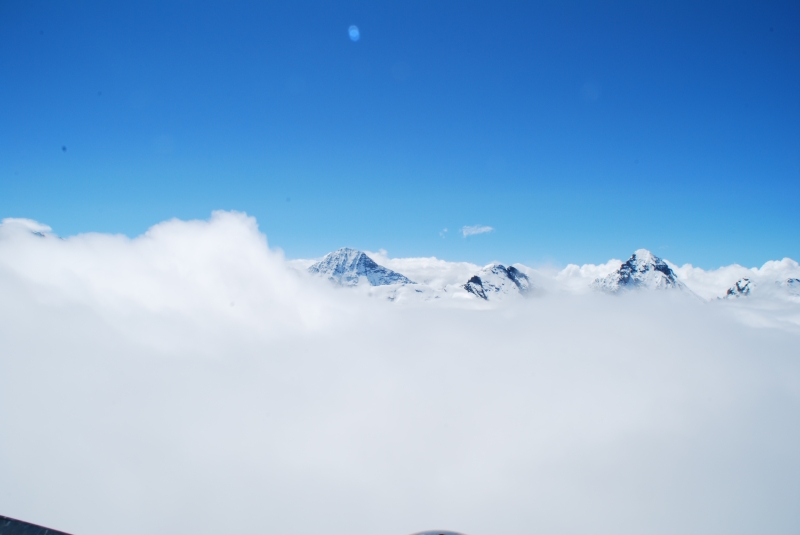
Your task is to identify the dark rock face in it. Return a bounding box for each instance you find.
[505,265,531,291]
[0,515,72,535]
[463,274,487,300]
[725,278,753,298]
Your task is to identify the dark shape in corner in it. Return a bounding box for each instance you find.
[0,515,73,535]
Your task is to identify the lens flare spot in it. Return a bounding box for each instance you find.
[348,25,360,42]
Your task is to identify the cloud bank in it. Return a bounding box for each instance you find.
[0,212,799,535]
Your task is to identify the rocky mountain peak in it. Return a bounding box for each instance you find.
[592,249,684,292]
[308,248,414,286]
[463,263,532,300]
[724,277,753,298]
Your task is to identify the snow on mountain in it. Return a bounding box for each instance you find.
[592,249,685,292]
[723,278,753,299]
[463,263,532,300]
[0,217,53,238]
[308,247,414,286]
[671,258,800,300]
[297,245,798,310]
[717,277,800,300]
[781,278,800,296]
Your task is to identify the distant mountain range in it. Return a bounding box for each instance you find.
[307,247,800,302]
[309,248,532,301]
[722,277,800,299]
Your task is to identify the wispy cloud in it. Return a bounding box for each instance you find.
[461,224,494,237]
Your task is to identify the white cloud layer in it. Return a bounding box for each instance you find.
[671,258,800,299]
[460,225,494,237]
[1,212,799,535]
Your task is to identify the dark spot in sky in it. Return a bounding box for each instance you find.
[97,91,102,96]
[634,159,640,164]
[770,27,774,32]
[286,197,291,202]
[61,146,67,152]
[39,30,44,35]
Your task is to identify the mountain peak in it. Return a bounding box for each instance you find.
[724,277,753,299]
[463,263,532,300]
[308,248,414,286]
[592,249,684,292]
[633,248,656,262]
[782,278,800,296]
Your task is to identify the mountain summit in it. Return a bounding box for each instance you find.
[463,263,532,300]
[781,278,800,296]
[724,278,754,299]
[592,249,684,292]
[308,248,414,286]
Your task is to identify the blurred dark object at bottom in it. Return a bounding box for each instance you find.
[0,515,72,535]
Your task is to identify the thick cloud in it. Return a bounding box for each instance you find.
[0,213,798,535]
[672,258,800,299]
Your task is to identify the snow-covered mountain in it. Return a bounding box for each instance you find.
[592,249,685,292]
[781,278,800,296]
[718,277,800,300]
[723,278,753,299]
[308,248,414,286]
[463,263,532,300]
[300,246,798,312]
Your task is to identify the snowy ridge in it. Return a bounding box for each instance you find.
[592,249,685,292]
[301,246,799,314]
[724,278,753,299]
[715,277,799,300]
[308,248,414,286]
[781,278,800,296]
[463,264,532,301]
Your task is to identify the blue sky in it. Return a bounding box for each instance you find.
[1,1,797,268]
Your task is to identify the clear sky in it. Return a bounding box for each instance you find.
[1,1,797,268]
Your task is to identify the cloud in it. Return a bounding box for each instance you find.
[672,258,800,300]
[0,212,799,535]
[460,225,494,237]
[1,217,52,234]
[366,249,480,287]
[555,259,624,294]
[552,257,800,301]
